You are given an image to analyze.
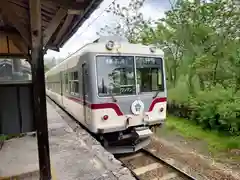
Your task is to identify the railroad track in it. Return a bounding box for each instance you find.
[116,149,197,180]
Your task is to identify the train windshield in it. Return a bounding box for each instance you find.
[136,56,164,93]
[96,55,136,96]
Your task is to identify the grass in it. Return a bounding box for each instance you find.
[0,135,8,141]
[0,134,20,141]
[164,115,240,153]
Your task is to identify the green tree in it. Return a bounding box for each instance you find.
[141,0,240,93]
[139,0,240,134]
[97,0,151,43]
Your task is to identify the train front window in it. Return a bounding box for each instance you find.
[96,55,136,96]
[136,57,164,93]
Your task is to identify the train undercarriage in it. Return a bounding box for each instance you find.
[99,124,162,154]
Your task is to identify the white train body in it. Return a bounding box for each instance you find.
[45,37,167,154]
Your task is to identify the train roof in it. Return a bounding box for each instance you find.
[45,41,164,76]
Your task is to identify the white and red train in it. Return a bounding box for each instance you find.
[45,36,167,154]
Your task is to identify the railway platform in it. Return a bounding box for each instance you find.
[0,101,135,180]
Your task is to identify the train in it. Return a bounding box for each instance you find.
[45,36,167,154]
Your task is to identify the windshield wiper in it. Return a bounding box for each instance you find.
[153,91,159,99]
[110,91,117,102]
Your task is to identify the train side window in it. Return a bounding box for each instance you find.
[64,73,69,92]
[73,71,78,79]
[74,81,79,94]
[69,72,73,94]
[69,71,79,96]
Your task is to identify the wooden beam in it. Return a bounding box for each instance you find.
[0,30,29,58]
[8,34,30,60]
[7,32,29,54]
[29,0,41,49]
[43,8,67,46]
[4,1,29,20]
[57,17,80,48]
[68,9,83,15]
[29,0,52,180]
[0,53,27,58]
[46,46,59,52]
[42,45,59,54]
[53,14,74,45]
[42,0,90,10]
[0,1,31,47]
[0,27,17,33]
[57,0,98,48]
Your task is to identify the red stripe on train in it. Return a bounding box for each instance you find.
[67,97,83,103]
[90,103,123,116]
[67,96,123,116]
[66,96,167,116]
[148,97,167,112]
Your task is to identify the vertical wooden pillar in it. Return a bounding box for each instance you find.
[29,0,52,179]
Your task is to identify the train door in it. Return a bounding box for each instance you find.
[82,63,88,124]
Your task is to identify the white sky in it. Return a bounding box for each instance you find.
[45,0,171,60]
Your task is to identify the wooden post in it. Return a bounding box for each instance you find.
[29,0,52,179]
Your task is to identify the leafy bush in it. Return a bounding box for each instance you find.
[167,79,193,118]
[168,85,240,135]
[168,78,190,105]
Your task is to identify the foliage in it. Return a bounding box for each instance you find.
[97,0,152,43]
[151,0,240,135]
[168,85,240,135]
[190,87,240,134]
[149,0,240,92]
[0,135,7,141]
[100,0,240,135]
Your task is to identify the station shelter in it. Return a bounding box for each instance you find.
[0,0,103,179]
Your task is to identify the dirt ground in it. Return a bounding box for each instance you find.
[156,126,240,169]
[145,127,240,180]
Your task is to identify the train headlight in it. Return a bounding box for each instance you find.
[160,107,164,112]
[143,114,150,121]
[102,115,109,120]
[106,41,114,50]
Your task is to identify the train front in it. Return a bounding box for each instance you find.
[92,40,167,154]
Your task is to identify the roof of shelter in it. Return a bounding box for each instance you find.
[0,0,103,58]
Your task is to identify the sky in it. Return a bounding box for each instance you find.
[45,0,171,60]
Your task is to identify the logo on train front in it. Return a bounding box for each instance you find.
[131,100,144,115]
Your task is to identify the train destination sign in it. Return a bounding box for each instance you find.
[136,57,162,66]
[105,56,134,66]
